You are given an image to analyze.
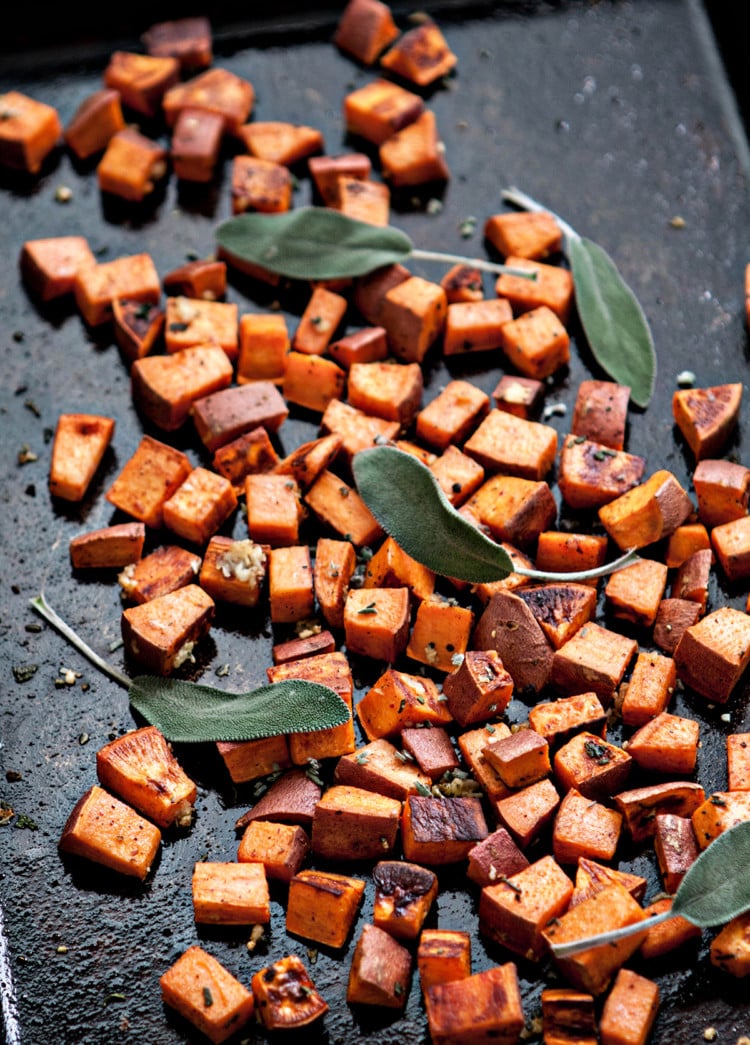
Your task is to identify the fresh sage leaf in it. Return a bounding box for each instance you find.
[129,675,350,744]
[352,446,638,584]
[550,820,750,958]
[215,207,537,283]
[501,186,656,408]
[568,236,656,409]
[216,207,413,280]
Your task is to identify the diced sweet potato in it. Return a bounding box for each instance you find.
[373,860,437,939]
[313,537,356,629]
[283,351,346,413]
[552,788,622,865]
[499,305,570,379]
[541,989,597,1045]
[160,946,254,1044]
[407,596,473,672]
[164,296,239,359]
[234,768,319,827]
[357,668,451,740]
[312,784,401,860]
[237,820,309,882]
[20,235,96,303]
[347,923,412,1008]
[711,514,750,581]
[162,467,238,545]
[236,312,288,384]
[653,813,698,893]
[493,374,545,419]
[119,545,201,605]
[212,427,279,493]
[674,606,750,703]
[121,584,214,675]
[558,435,646,510]
[665,522,711,568]
[163,67,255,134]
[639,897,701,959]
[217,735,291,787]
[672,381,742,460]
[96,725,196,829]
[329,326,388,369]
[70,522,145,570]
[131,346,233,431]
[171,107,224,182]
[286,869,365,947]
[59,784,161,880]
[74,252,161,327]
[485,210,563,261]
[418,929,472,994]
[692,790,750,849]
[199,537,266,607]
[458,724,513,801]
[614,781,705,843]
[425,964,525,1045]
[620,651,676,727]
[495,255,574,324]
[379,108,451,186]
[344,587,411,663]
[728,733,750,791]
[334,0,400,64]
[627,712,699,776]
[571,857,646,908]
[269,545,314,623]
[554,733,631,800]
[528,691,606,748]
[112,299,165,362]
[472,590,554,694]
[442,649,514,727]
[272,629,335,665]
[336,176,391,226]
[493,778,560,848]
[443,298,512,357]
[103,51,179,117]
[710,911,750,978]
[238,120,323,166]
[693,458,750,527]
[483,729,551,789]
[363,535,435,603]
[252,955,328,1030]
[604,557,668,628]
[440,263,484,304]
[467,474,557,549]
[334,737,432,800]
[380,275,448,363]
[401,726,459,780]
[245,473,302,546]
[652,598,702,655]
[599,469,693,550]
[416,379,490,451]
[320,398,400,464]
[49,413,115,502]
[570,380,630,450]
[402,795,488,865]
[142,16,213,69]
[97,127,168,201]
[599,969,659,1045]
[550,622,637,703]
[464,408,557,481]
[518,583,597,650]
[310,152,372,205]
[380,19,457,86]
[192,861,270,925]
[0,90,62,173]
[479,854,573,961]
[343,78,424,145]
[164,259,226,301]
[466,827,529,887]
[669,548,711,610]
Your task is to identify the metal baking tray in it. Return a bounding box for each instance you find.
[2,2,749,1042]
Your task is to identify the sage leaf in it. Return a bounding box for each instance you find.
[352,446,637,584]
[129,675,350,744]
[568,236,656,409]
[216,207,413,280]
[501,186,656,408]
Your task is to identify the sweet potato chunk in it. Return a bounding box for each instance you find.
[407,595,473,671]
[199,537,266,607]
[693,458,750,527]
[344,78,424,145]
[402,795,488,865]
[234,768,319,826]
[245,473,302,546]
[599,969,659,1045]
[571,380,630,450]
[710,911,750,978]
[142,16,213,69]
[479,854,573,961]
[442,649,514,727]
[121,584,214,675]
[518,582,597,650]
[380,275,448,363]
[103,51,179,117]
[627,712,699,776]
[171,108,224,182]
[614,781,705,843]
[74,252,161,327]
[268,545,314,623]
[59,785,161,880]
[653,813,698,893]
[494,256,574,324]
[418,930,472,994]
[553,733,631,800]
[335,737,432,800]
[604,557,668,628]
[528,691,606,749]
[119,545,202,605]
[97,127,168,201]
[425,964,525,1045]
[467,474,557,549]
[49,413,115,502]
[217,735,291,787]
[164,296,238,359]
[472,590,554,695]
[347,923,412,1008]
[483,729,551,789]
[494,778,560,848]
[357,668,450,741]
[380,19,457,86]
[373,860,437,940]
[466,827,529,887]
[192,861,270,925]
[499,305,571,379]
[620,650,676,727]
[493,374,545,419]
[20,235,96,302]
[193,381,288,456]
[286,869,365,947]
[550,622,637,703]
[485,210,562,261]
[162,467,237,545]
[70,522,145,570]
[252,955,327,1030]
[163,67,255,134]
[672,381,742,460]
[464,408,557,481]
[692,790,750,849]
[312,785,401,860]
[0,90,62,173]
[344,587,411,663]
[674,606,750,703]
[558,436,646,510]
[401,726,459,780]
[239,120,323,166]
[112,299,164,362]
[711,515,750,582]
[237,821,309,883]
[160,946,254,1044]
[132,346,233,431]
[334,0,400,64]
[598,469,693,550]
[552,788,622,865]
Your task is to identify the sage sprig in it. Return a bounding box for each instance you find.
[215,207,535,282]
[502,187,656,408]
[29,593,349,743]
[352,446,637,584]
[549,820,750,959]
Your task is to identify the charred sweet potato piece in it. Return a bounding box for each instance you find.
[710,911,750,978]
[466,827,529,887]
[96,725,196,829]
[132,346,233,432]
[286,869,365,947]
[401,726,458,780]
[552,788,622,865]
[672,382,742,460]
[103,51,179,117]
[335,737,432,800]
[380,18,457,86]
[472,590,554,694]
[418,929,472,994]
[70,522,145,570]
[59,784,161,880]
[344,78,424,145]
[493,374,545,419]
[0,90,62,173]
[518,582,596,650]
[212,427,279,492]
[372,860,437,940]
[653,813,699,893]
[485,210,563,261]
[402,795,488,865]
[192,861,270,925]
[20,235,96,302]
[541,989,597,1045]
[479,854,573,961]
[119,545,202,605]
[599,969,659,1045]
[49,413,115,502]
[235,768,319,827]
[334,0,400,64]
[674,606,750,703]
[237,821,309,883]
[312,785,401,860]
[252,955,328,1030]
[440,263,484,304]
[558,436,646,510]
[142,16,213,69]
[614,781,705,844]
[347,923,412,1008]
[379,110,450,186]
[160,946,254,1044]
[272,629,335,665]
[231,153,293,213]
[121,584,214,675]
[425,964,525,1045]
[112,299,165,362]
[464,408,557,481]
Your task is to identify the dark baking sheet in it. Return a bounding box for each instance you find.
[2,2,750,1043]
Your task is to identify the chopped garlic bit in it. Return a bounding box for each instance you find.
[677,370,696,387]
[174,297,200,324]
[501,381,531,405]
[295,618,322,639]
[246,924,265,952]
[118,563,137,594]
[173,641,196,669]
[216,539,266,586]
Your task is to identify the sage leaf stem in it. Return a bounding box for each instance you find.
[410,247,536,280]
[30,592,132,689]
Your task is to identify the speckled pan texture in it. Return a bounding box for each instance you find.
[1,2,749,1043]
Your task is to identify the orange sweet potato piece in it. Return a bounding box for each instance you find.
[430,446,486,506]
[357,667,451,740]
[653,598,702,655]
[464,408,557,480]
[673,547,712,612]
[292,286,348,355]
[693,458,750,527]
[348,360,423,427]
[0,90,62,173]
[710,911,750,978]
[571,380,631,451]
[112,299,165,362]
[627,712,700,776]
[49,413,115,502]
[132,346,233,432]
[380,275,448,363]
[305,469,383,547]
[553,733,632,800]
[728,733,750,791]
[571,858,646,908]
[192,861,270,925]
[499,305,571,379]
[162,467,237,545]
[674,606,750,703]
[639,897,701,959]
[363,535,435,604]
[59,784,161,880]
[164,296,238,358]
[379,110,450,186]
[604,557,668,628]
[541,989,597,1045]
[372,860,437,940]
[552,788,622,865]
[234,768,320,827]
[483,729,551,789]
[268,545,314,623]
[344,78,424,145]
[217,734,291,786]
[310,152,372,205]
[119,545,202,605]
[97,127,168,201]
[74,252,161,327]
[380,19,457,86]
[237,820,309,883]
[672,382,742,460]
[442,650,514,727]
[493,778,561,848]
[418,929,472,994]
[425,964,525,1045]
[492,374,545,419]
[485,211,563,261]
[231,155,292,213]
[142,16,213,69]
[103,51,179,117]
[96,725,196,829]
[599,969,659,1045]
[467,474,557,548]
[20,235,96,302]
[69,522,146,570]
[528,691,606,748]
[401,795,488,865]
[334,0,400,64]
[479,854,573,961]
[665,522,711,568]
[518,582,597,650]
[283,351,346,413]
[550,621,637,702]
[614,781,705,844]
[121,584,214,675]
[160,946,254,1044]
[252,955,327,1029]
[313,537,356,629]
[466,827,529,887]
[472,590,554,694]
[534,531,608,584]
[443,298,512,357]
[406,596,473,671]
[336,176,391,226]
[620,650,677,727]
[711,514,750,582]
[245,473,302,546]
[169,107,224,182]
[238,120,323,166]
[320,398,399,464]
[692,790,750,849]
[495,256,574,324]
[653,813,699,893]
[195,383,289,454]
[401,726,458,780]
[163,67,255,134]
[286,869,365,947]
[347,923,412,1008]
[312,784,401,860]
[212,427,278,493]
[329,326,388,369]
[458,724,512,801]
[199,537,267,607]
[416,379,490,451]
[164,259,226,301]
[558,436,646,510]
[344,587,411,663]
[335,737,432,800]
[440,263,484,304]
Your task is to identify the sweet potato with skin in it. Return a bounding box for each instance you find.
[493,778,560,848]
[49,413,115,502]
[163,67,255,134]
[373,860,438,940]
[192,381,288,452]
[286,869,365,947]
[528,691,606,749]
[272,629,335,665]
[518,583,597,650]
[329,326,388,368]
[665,522,711,568]
[424,964,525,1045]
[119,545,202,605]
[334,0,400,64]
[492,374,545,419]
[121,584,214,675]
[344,78,424,145]
[466,827,529,887]
[442,649,514,727]
[674,606,750,702]
[335,737,432,800]
[598,469,693,550]
[672,381,742,460]
[380,275,448,363]
[402,796,488,865]
[458,724,512,801]
[59,784,161,880]
[70,522,145,570]
[472,590,554,694]
[541,989,597,1045]
[357,668,450,741]
[234,768,320,827]
[653,813,699,893]
[347,923,412,1008]
[558,435,646,510]
[599,969,659,1045]
[163,259,227,300]
[310,152,372,205]
[604,557,668,628]
[479,854,573,961]
[237,821,310,883]
[142,16,212,69]
[652,598,702,655]
[614,781,705,843]
[401,726,459,780]
[160,946,254,1044]
[571,380,631,450]
[213,427,279,493]
[112,299,164,362]
[312,785,401,861]
[672,547,712,612]
[132,346,233,431]
[20,236,96,302]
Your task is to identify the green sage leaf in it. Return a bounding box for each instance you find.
[352,446,515,583]
[215,207,413,280]
[671,819,750,927]
[568,236,656,409]
[128,675,350,744]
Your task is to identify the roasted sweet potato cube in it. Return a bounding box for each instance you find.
[483,729,551,789]
[121,584,214,675]
[495,256,574,324]
[0,90,62,173]
[485,210,563,261]
[212,427,279,491]
[442,650,514,727]
[558,435,646,510]
[142,16,213,69]
[402,796,488,865]
[674,606,750,703]
[231,154,292,213]
[306,469,383,547]
[97,127,168,201]
[553,733,631,800]
[171,107,224,182]
[286,869,365,947]
[458,724,512,801]
[639,896,701,959]
[543,883,649,995]
[274,435,342,492]
[499,305,570,379]
[653,598,702,655]
[493,374,545,419]
[532,534,605,588]
[550,622,637,703]
[20,235,96,303]
[235,768,320,828]
[245,473,302,546]
[528,691,606,748]
[64,88,125,160]
[466,827,529,887]
[425,964,525,1045]
[493,778,560,848]
[49,413,115,502]
[335,176,391,226]
[518,582,597,650]
[74,252,161,327]
[160,946,254,1044]
[471,590,554,694]
[464,407,557,480]
[59,784,161,880]
[711,514,750,581]
[599,469,693,550]
[620,650,676,727]
[313,537,356,629]
[627,712,699,776]
[192,861,270,925]
[380,18,457,86]
[672,382,742,461]
[164,259,226,302]
[673,546,714,613]
[112,298,165,362]
[269,545,314,623]
[310,152,372,204]
[552,788,622,865]
[348,923,412,1008]
[103,51,179,117]
[372,860,437,940]
[238,120,323,166]
[344,78,424,145]
[571,857,646,908]
[252,955,327,1030]
[604,557,668,628]
[96,725,196,829]
[379,110,450,186]
[348,360,423,427]
[541,989,597,1045]
[217,734,291,786]
[290,286,347,357]
[70,522,145,570]
[440,263,484,304]
[599,969,659,1045]
[407,596,473,672]
[442,297,512,357]
[200,536,267,607]
[479,854,573,961]
[665,522,711,568]
[335,737,432,799]
[693,458,750,527]
[329,327,388,370]
[334,0,400,64]
[267,652,354,766]
[710,911,750,978]
[320,397,399,463]
[357,668,450,740]
[164,296,239,359]
[728,733,750,791]
[236,313,288,384]
[119,545,202,605]
[692,790,750,849]
[272,629,336,665]
[344,587,411,664]
[418,929,472,994]
[162,467,237,545]
[570,380,630,450]
[614,781,705,844]
[237,821,309,882]
[401,726,458,780]
[363,535,435,603]
[131,346,233,431]
[416,379,489,451]
[163,67,255,134]
[653,813,698,893]
[312,784,401,860]
[283,351,346,413]
[379,275,447,363]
